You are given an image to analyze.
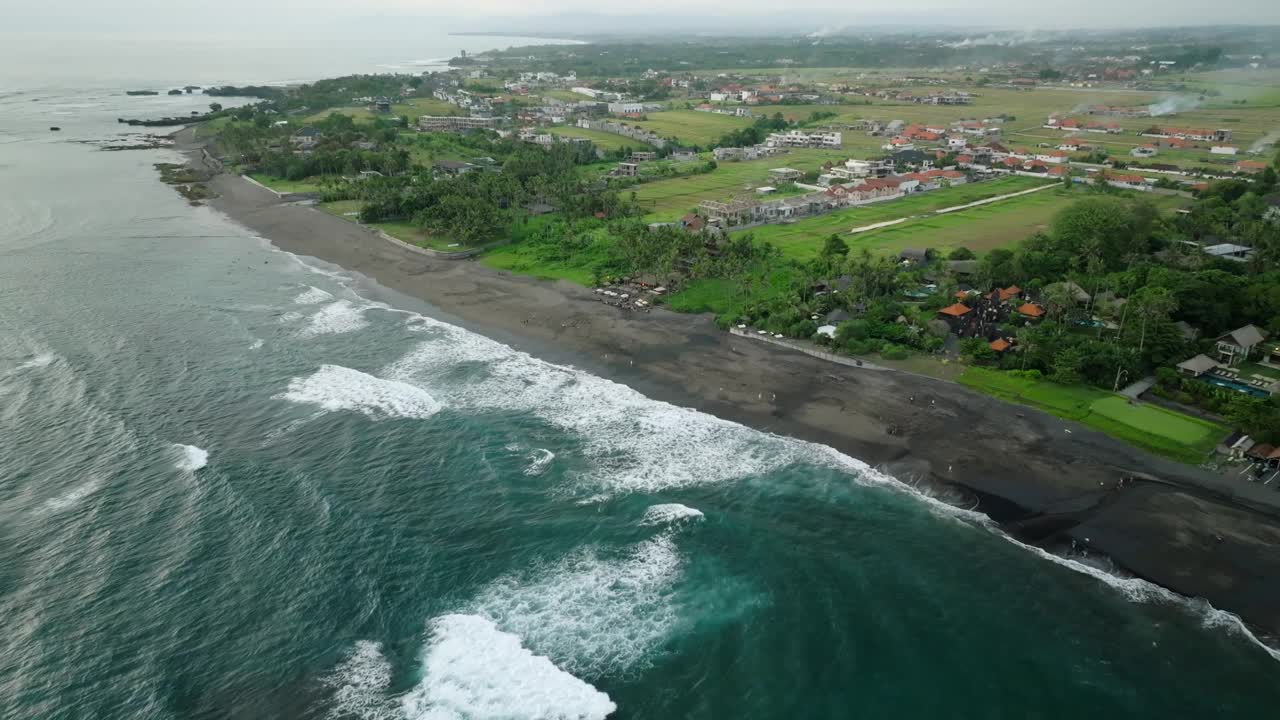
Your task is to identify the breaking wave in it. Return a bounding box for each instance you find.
[641,503,705,526]
[173,444,208,472]
[401,614,615,720]
[469,535,683,677]
[301,300,371,337]
[277,365,442,420]
[294,286,335,305]
[523,448,555,476]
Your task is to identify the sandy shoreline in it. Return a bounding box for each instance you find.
[175,128,1280,640]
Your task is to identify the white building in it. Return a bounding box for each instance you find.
[766,130,842,149]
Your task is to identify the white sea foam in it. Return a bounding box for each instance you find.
[323,641,398,720]
[641,503,705,526]
[277,365,442,420]
[173,444,208,472]
[301,300,371,337]
[294,286,335,305]
[384,327,828,497]
[249,339,264,350]
[15,353,56,371]
[279,311,304,324]
[37,476,103,515]
[470,536,682,677]
[401,614,615,720]
[524,449,555,476]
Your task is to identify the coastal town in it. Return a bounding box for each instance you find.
[168,34,1280,485]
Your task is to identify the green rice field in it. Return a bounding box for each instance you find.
[628,110,753,145]
[633,148,849,220]
[812,188,1188,260]
[738,177,1052,254]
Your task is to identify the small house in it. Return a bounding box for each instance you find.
[989,338,1012,353]
[680,213,706,233]
[1017,303,1045,320]
[997,285,1021,302]
[1177,354,1222,378]
[1215,325,1267,365]
[899,248,928,264]
[434,160,476,176]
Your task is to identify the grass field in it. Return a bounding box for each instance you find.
[369,220,475,252]
[833,188,1078,257]
[810,188,1187,260]
[248,174,324,194]
[628,110,753,145]
[548,126,654,151]
[317,200,364,219]
[633,148,849,220]
[481,245,596,285]
[959,367,1225,464]
[304,97,461,123]
[737,177,1052,258]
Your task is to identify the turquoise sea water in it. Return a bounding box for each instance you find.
[2,81,1279,719]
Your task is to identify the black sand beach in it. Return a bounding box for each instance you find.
[179,128,1280,639]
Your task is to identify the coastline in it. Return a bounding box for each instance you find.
[175,128,1280,642]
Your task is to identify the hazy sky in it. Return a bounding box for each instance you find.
[4,0,1280,32]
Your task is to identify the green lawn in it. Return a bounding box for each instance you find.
[314,202,472,251]
[633,148,849,220]
[318,200,364,217]
[628,110,754,145]
[959,367,1225,463]
[371,220,473,252]
[738,177,1053,259]
[247,174,324,194]
[548,126,654,151]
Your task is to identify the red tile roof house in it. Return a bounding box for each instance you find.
[989,338,1013,353]
[1017,303,1045,319]
[938,303,972,321]
[997,285,1021,302]
[1236,160,1268,174]
[680,213,706,232]
[1105,173,1148,190]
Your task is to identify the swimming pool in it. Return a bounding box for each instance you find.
[1203,375,1270,398]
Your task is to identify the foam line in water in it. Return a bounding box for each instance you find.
[277,365,442,420]
[641,503,705,526]
[36,476,103,516]
[470,536,682,677]
[996,529,1280,662]
[322,641,398,720]
[173,444,208,472]
[401,614,615,720]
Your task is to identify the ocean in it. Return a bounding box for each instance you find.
[1,39,1279,720]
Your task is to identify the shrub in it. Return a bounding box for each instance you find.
[881,344,910,360]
